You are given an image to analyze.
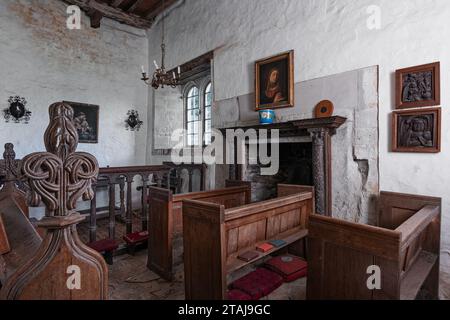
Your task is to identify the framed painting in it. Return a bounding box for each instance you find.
[395,62,440,109]
[392,108,441,153]
[255,50,294,111]
[63,101,99,144]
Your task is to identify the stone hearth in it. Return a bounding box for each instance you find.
[224,116,346,216]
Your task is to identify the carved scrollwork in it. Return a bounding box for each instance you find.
[65,152,99,210]
[22,102,99,216]
[22,152,62,211]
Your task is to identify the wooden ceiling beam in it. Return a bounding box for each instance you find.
[63,0,153,29]
[88,9,103,28]
[110,0,127,7]
[127,0,146,13]
[144,0,176,20]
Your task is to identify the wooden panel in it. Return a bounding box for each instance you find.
[0,213,10,255]
[309,214,401,261]
[322,243,374,300]
[183,200,226,300]
[379,191,441,229]
[0,197,41,281]
[147,187,173,281]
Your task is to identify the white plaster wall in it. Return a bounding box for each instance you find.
[147,0,450,295]
[0,0,149,167]
[0,0,150,216]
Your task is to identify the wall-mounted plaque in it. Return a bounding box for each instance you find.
[396,62,440,109]
[392,108,441,153]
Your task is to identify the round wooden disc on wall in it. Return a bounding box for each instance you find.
[315,100,334,118]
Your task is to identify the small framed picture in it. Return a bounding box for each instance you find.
[395,62,440,109]
[63,101,99,144]
[392,108,441,153]
[255,50,294,111]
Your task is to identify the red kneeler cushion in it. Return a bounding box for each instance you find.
[227,289,252,301]
[88,239,119,253]
[264,254,307,282]
[123,231,149,244]
[230,268,283,300]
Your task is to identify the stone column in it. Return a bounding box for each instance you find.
[308,128,332,216]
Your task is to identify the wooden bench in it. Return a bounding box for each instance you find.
[147,180,251,281]
[307,191,441,300]
[182,184,314,300]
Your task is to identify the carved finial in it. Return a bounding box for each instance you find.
[1,143,19,182]
[22,102,99,216]
[44,102,78,160]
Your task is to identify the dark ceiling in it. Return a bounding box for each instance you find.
[63,0,177,29]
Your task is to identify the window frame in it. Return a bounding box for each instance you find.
[183,76,212,148]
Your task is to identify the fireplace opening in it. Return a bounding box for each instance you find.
[244,142,313,202]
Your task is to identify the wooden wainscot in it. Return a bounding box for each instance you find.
[307,191,441,300]
[182,184,314,300]
[147,180,251,281]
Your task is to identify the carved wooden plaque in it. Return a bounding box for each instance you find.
[392,108,441,153]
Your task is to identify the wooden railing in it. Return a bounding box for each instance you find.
[163,162,207,193]
[88,165,171,243]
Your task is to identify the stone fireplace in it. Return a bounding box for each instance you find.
[244,140,312,202]
[225,116,347,216]
[214,66,379,224]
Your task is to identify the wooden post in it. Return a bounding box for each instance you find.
[141,176,149,231]
[126,176,133,235]
[119,177,125,220]
[108,180,116,240]
[89,183,97,243]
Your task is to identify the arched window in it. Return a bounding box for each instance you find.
[186,86,200,146]
[184,80,213,147]
[203,82,212,145]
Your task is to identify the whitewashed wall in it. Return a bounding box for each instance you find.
[0,0,150,216]
[146,0,450,296]
[0,0,149,167]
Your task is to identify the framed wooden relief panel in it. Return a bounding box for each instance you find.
[396,62,440,109]
[255,50,294,111]
[63,101,99,144]
[392,108,441,153]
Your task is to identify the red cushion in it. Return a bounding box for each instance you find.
[227,289,252,301]
[265,254,307,282]
[88,239,118,252]
[283,268,308,282]
[230,268,283,300]
[123,231,149,244]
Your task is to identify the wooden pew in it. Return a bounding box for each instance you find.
[147,180,251,281]
[1,102,108,300]
[307,191,441,300]
[0,143,41,288]
[182,184,314,300]
[0,195,42,288]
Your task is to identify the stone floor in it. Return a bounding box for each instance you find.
[108,249,307,300]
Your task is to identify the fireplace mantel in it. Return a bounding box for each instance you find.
[222,116,347,216]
